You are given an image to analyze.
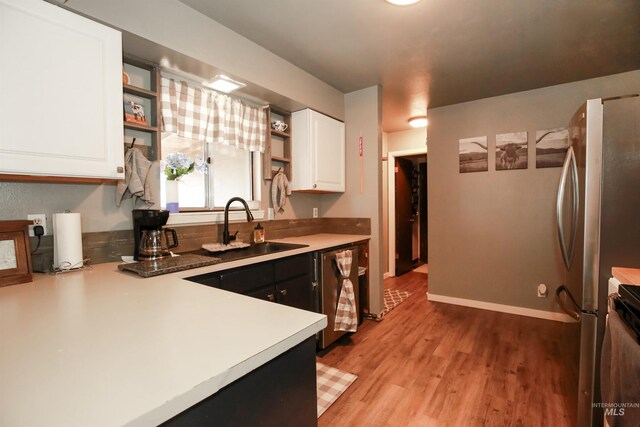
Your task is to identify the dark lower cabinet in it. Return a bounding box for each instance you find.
[276,275,313,311]
[246,285,276,303]
[162,337,317,427]
[185,253,314,312]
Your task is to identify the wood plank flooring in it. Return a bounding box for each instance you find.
[317,271,572,426]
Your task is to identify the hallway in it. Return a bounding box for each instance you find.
[317,271,571,426]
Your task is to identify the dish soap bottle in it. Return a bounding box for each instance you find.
[253,223,265,243]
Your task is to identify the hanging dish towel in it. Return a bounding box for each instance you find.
[334,250,358,332]
[116,148,154,207]
[271,170,291,214]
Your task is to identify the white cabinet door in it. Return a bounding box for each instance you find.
[291,109,345,192]
[0,0,124,179]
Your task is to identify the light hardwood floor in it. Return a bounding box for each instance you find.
[317,271,572,426]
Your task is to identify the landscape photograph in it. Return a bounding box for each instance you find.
[535,127,570,168]
[459,136,488,173]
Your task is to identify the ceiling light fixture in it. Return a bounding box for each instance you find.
[385,0,421,5]
[408,116,428,128]
[203,75,246,93]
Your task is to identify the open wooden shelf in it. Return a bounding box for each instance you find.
[124,121,158,132]
[263,106,292,181]
[123,57,161,161]
[271,156,291,163]
[270,129,290,138]
[123,83,158,98]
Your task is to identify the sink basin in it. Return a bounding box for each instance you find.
[190,241,308,263]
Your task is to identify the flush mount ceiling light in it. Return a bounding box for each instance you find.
[385,0,421,5]
[408,116,428,128]
[203,75,246,93]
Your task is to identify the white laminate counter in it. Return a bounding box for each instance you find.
[0,233,369,427]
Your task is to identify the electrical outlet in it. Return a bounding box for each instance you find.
[537,283,547,298]
[312,207,318,218]
[28,214,47,236]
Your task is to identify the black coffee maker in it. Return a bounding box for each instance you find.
[132,209,178,260]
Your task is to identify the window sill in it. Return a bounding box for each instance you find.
[166,210,265,226]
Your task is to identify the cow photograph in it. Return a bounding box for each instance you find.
[535,127,569,168]
[459,136,488,173]
[495,131,528,170]
[123,94,148,125]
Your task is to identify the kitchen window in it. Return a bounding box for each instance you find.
[160,133,257,209]
[159,76,266,215]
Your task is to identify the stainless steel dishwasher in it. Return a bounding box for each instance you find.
[313,245,359,349]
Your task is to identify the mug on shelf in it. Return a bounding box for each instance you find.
[271,120,288,132]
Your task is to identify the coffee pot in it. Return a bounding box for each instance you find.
[138,228,178,260]
[132,209,179,261]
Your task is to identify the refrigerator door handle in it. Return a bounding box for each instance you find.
[556,147,579,269]
[556,285,582,321]
[556,148,573,269]
[567,147,580,266]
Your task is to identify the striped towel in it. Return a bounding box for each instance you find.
[334,250,357,332]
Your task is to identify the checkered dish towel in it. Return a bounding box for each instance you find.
[334,250,357,332]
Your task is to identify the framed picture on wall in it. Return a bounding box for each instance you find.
[535,127,569,168]
[496,131,528,170]
[459,136,488,173]
[0,220,33,287]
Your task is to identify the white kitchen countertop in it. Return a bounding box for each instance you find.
[0,233,367,426]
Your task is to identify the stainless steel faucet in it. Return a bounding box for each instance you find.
[223,197,254,245]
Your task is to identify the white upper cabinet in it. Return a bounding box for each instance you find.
[0,0,124,180]
[291,109,345,193]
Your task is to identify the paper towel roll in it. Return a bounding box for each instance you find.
[53,213,83,270]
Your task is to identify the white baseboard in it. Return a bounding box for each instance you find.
[383,272,392,279]
[427,293,574,323]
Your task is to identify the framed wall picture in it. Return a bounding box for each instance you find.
[459,136,488,173]
[496,131,528,170]
[0,220,33,287]
[535,127,570,168]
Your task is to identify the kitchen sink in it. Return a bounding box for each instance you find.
[189,241,308,263]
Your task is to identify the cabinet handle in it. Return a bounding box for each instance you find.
[267,293,275,302]
[313,184,317,189]
[116,166,124,173]
[280,289,287,296]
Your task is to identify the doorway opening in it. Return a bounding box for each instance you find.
[387,148,428,277]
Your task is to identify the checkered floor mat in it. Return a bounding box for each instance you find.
[380,289,411,317]
[316,362,357,417]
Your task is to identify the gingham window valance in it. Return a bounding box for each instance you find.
[160,78,266,153]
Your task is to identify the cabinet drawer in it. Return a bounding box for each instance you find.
[274,254,311,282]
[219,262,273,294]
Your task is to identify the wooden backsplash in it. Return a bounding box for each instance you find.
[29,218,370,271]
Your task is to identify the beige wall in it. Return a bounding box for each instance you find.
[428,70,640,312]
[323,86,384,315]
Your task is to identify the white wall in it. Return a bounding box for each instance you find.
[323,86,384,315]
[428,70,640,312]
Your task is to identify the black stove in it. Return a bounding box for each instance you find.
[616,284,640,343]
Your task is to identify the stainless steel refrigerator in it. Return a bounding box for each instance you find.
[555,95,640,426]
